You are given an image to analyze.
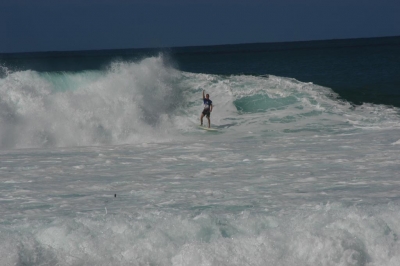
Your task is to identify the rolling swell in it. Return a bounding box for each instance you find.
[1,55,399,149]
[2,37,400,107]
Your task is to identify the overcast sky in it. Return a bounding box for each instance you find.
[1,0,399,53]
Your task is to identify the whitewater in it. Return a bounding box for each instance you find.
[1,55,400,265]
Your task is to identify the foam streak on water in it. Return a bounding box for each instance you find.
[1,56,400,265]
[1,136,400,265]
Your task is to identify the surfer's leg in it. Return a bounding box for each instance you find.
[200,113,204,126]
[207,116,210,128]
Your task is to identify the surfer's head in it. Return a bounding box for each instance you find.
[206,94,209,99]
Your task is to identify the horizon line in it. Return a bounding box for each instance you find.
[1,35,399,56]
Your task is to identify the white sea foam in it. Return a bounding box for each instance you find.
[1,56,400,265]
[1,56,399,149]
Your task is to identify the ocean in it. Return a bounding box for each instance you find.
[0,36,400,265]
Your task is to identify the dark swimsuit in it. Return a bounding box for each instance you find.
[202,99,212,117]
[202,108,211,117]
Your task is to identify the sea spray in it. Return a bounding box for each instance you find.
[0,56,186,148]
[1,55,400,149]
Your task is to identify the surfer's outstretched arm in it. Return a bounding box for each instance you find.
[203,90,205,99]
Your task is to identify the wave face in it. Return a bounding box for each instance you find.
[1,55,400,149]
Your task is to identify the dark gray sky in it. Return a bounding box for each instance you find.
[1,0,399,53]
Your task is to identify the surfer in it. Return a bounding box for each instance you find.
[200,90,213,128]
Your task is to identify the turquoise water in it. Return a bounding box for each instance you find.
[0,37,400,265]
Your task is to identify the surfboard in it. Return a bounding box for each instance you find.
[198,125,218,131]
